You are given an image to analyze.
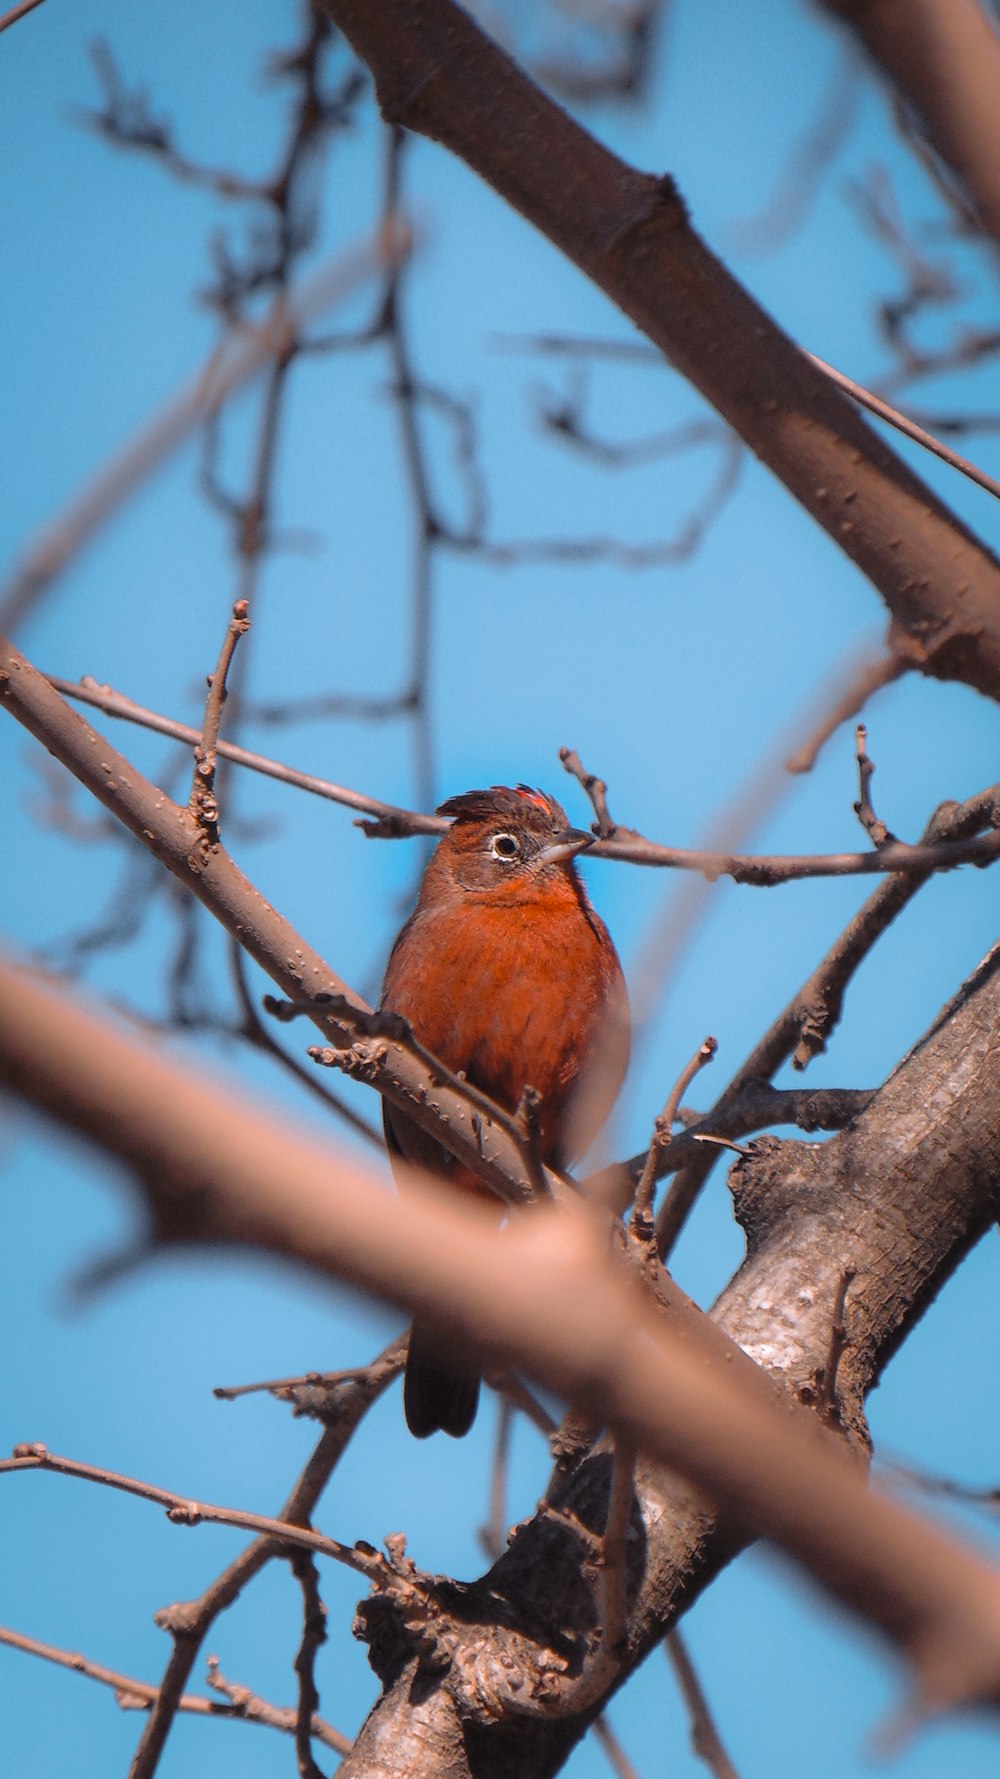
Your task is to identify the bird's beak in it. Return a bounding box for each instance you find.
[537,826,595,866]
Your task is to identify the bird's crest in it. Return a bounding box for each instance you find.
[437,784,567,827]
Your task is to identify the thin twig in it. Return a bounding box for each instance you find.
[666,1629,741,1779]
[215,1337,407,1405]
[878,1455,1000,1513]
[591,1715,644,1779]
[189,600,251,834]
[45,673,444,834]
[515,1083,551,1201]
[560,746,618,837]
[806,350,1000,504]
[490,1372,558,1438]
[0,1627,352,1752]
[46,672,1000,882]
[630,1038,717,1238]
[611,643,906,1166]
[503,329,1000,507]
[288,993,559,1208]
[786,652,905,775]
[289,1553,328,1779]
[110,1338,403,1778]
[729,47,859,255]
[1,1444,383,1581]
[853,724,895,847]
[0,0,45,31]
[229,942,382,1148]
[0,230,413,636]
[652,785,992,1257]
[478,1398,514,1560]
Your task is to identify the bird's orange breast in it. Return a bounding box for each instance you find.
[382,882,628,1179]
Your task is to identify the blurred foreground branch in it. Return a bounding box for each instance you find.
[3,937,1000,1770]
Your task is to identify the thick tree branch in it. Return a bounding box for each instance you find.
[821,0,1000,247]
[3,953,1000,1779]
[322,0,1000,700]
[0,638,550,1209]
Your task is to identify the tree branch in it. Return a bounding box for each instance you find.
[322,0,1000,701]
[820,0,1000,246]
[4,952,1000,1779]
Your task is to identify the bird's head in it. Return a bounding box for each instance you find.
[424,785,594,899]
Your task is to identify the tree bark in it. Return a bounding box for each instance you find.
[3,922,1000,1774]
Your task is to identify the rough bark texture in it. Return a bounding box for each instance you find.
[340,942,1000,1776]
[721,944,1000,1439]
[0,635,547,1208]
[3,646,1000,1770]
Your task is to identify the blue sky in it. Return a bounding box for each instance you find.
[2,2,1000,1775]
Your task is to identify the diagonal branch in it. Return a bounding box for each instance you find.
[4,952,1000,1773]
[819,0,1000,246]
[0,636,550,1209]
[40,669,1000,882]
[0,1626,352,1753]
[322,0,1000,701]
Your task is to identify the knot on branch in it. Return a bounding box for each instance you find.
[727,1135,828,1244]
[794,987,842,1069]
[606,171,689,261]
[353,1531,587,1723]
[356,812,416,838]
[354,1534,457,1684]
[310,1038,389,1082]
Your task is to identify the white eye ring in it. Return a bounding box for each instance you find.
[490,832,520,862]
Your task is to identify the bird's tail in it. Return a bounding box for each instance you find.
[404,1318,480,1438]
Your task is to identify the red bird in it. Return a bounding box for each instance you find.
[380,785,629,1437]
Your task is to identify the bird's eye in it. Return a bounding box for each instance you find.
[490,832,520,862]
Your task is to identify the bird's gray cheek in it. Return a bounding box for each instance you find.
[454,862,490,892]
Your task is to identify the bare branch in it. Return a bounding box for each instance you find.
[5,957,1000,1733]
[39,669,1000,882]
[0,1625,352,1751]
[1,1444,384,1581]
[820,0,1000,247]
[666,1630,741,1779]
[478,1399,514,1562]
[122,1353,398,1777]
[0,0,44,31]
[806,351,1000,505]
[0,229,414,636]
[289,1553,329,1779]
[511,328,1000,509]
[560,747,619,838]
[852,723,895,847]
[785,651,905,775]
[189,600,251,836]
[591,1716,644,1779]
[0,642,551,1208]
[650,783,995,1254]
[629,1038,717,1237]
[323,0,1000,702]
[228,944,383,1150]
[44,672,444,834]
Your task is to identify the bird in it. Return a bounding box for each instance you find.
[380,784,629,1438]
